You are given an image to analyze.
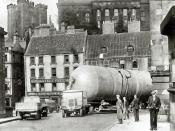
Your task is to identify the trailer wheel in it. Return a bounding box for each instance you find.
[35,111,41,120]
[62,110,66,118]
[79,109,83,117]
[20,113,24,120]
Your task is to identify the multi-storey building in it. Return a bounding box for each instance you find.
[7,0,47,39]
[57,0,150,34]
[5,33,25,108]
[0,27,7,117]
[24,28,86,104]
[85,31,151,70]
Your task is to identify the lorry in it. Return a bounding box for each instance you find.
[67,65,152,109]
[15,96,48,120]
[61,90,91,117]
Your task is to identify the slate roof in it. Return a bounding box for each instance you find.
[85,31,151,60]
[25,32,87,56]
[5,39,24,53]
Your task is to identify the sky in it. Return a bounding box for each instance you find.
[0,0,58,31]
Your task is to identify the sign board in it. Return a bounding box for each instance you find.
[30,78,69,83]
[27,91,62,96]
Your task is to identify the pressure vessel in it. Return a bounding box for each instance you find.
[69,65,152,101]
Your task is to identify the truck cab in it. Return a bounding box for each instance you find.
[61,90,90,117]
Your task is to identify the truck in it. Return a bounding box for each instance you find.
[67,65,152,109]
[61,90,91,117]
[15,96,48,120]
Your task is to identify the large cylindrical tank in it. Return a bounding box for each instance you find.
[69,65,152,101]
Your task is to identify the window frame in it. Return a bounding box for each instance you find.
[51,56,56,64]
[51,68,57,77]
[38,56,44,65]
[30,57,35,65]
[39,68,44,78]
[39,83,45,92]
[31,68,35,78]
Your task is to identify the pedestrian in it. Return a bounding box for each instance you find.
[116,95,123,124]
[123,97,129,120]
[131,94,140,122]
[148,90,161,131]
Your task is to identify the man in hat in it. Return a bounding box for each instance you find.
[116,95,123,124]
[131,94,140,122]
[148,90,161,131]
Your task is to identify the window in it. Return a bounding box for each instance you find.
[5,98,10,107]
[123,9,127,16]
[5,84,9,91]
[51,56,56,64]
[31,68,35,77]
[52,83,57,91]
[5,67,7,78]
[73,54,79,63]
[64,67,69,78]
[5,55,7,62]
[39,56,43,65]
[30,57,35,65]
[131,9,136,20]
[31,83,36,92]
[100,47,107,53]
[97,10,101,17]
[39,68,44,77]
[133,61,138,68]
[105,9,110,17]
[51,68,56,77]
[141,11,145,21]
[64,55,69,64]
[114,9,118,17]
[65,82,69,89]
[85,13,90,23]
[39,83,45,92]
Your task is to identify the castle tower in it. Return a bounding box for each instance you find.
[35,4,48,25]
[7,0,47,39]
[7,4,17,40]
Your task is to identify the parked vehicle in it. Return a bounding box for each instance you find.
[61,90,90,117]
[15,96,48,120]
[44,99,59,113]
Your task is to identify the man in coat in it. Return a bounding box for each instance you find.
[123,97,129,120]
[116,95,123,124]
[148,90,161,131]
[131,94,140,122]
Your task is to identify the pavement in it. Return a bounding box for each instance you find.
[108,110,170,131]
[0,116,20,124]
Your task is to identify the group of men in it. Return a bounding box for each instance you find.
[116,90,161,131]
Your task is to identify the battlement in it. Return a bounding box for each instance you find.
[7,4,16,9]
[35,4,47,9]
[17,0,34,7]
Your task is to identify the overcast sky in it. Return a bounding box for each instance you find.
[0,0,58,31]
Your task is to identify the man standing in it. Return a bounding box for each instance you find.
[148,90,161,131]
[131,94,140,122]
[116,95,123,124]
[123,97,129,120]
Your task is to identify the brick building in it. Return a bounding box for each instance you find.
[57,0,150,34]
[7,0,47,40]
[0,27,7,117]
[24,29,86,104]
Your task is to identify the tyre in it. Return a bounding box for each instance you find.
[62,110,66,118]
[35,111,41,120]
[79,109,83,117]
[20,113,24,120]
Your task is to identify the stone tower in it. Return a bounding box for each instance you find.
[7,0,47,39]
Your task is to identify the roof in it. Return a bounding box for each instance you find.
[5,38,25,53]
[25,32,87,56]
[161,6,175,35]
[85,31,151,60]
